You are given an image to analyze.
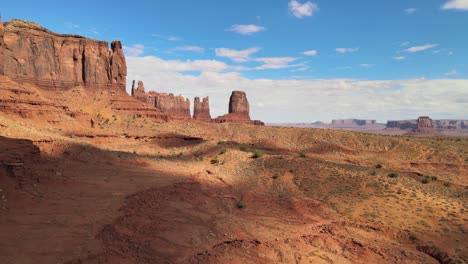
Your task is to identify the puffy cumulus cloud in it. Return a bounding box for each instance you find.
[215,47,261,62]
[442,0,468,10]
[289,0,318,18]
[123,44,145,57]
[227,24,266,35]
[255,57,299,70]
[303,50,317,56]
[173,46,205,53]
[336,47,359,54]
[403,44,438,53]
[126,55,468,123]
[393,56,406,60]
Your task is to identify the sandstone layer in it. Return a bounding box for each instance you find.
[193,96,212,122]
[0,19,126,90]
[214,91,264,125]
[387,119,468,131]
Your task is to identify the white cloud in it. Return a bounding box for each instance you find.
[126,56,228,73]
[303,50,317,56]
[442,0,468,10]
[215,47,261,62]
[400,41,410,47]
[123,44,145,57]
[445,70,460,76]
[432,50,441,54]
[126,55,468,123]
[405,8,417,14]
[151,33,181,41]
[336,47,359,54]
[403,44,439,53]
[393,56,406,60]
[289,0,318,18]
[227,24,266,35]
[255,57,299,70]
[360,64,376,68]
[173,46,205,53]
[90,27,99,35]
[448,51,454,55]
[66,23,80,29]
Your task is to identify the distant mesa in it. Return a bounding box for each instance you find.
[0,19,126,90]
[331,119,376,127]
[214,91,264,125]
[387,118,467,131]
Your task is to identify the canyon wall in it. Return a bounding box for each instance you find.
[0,19,126,90]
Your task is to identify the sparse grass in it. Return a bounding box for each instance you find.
[388,172,399,178]
[196,156,203,162]
[299,153,307,158]
[237,201,246,209]
[375,164,382,169]
[443,182,451,187]
[217,141,225,145]
[210,156,219,164]
[421,176,430,184]
[239,145,251,152]
[252,150,264,159]
[273,172,281,179]
[219,148,227,155]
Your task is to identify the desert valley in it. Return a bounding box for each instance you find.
[0,15,467,264]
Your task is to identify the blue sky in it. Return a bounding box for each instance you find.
[1,0,467,122]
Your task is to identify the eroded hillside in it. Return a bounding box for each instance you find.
[0,77,466,264]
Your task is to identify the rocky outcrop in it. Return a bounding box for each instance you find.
[229,91,250,120]
[434,120,467,130]
[131,80,191,120]
[214,91,264,125]
[0,19,126,90]
[331,119,376,127]
[193,96,211,122]
[405,116,441,136]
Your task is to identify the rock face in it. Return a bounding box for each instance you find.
[193,96,211,122]
[386,120,417,130]
[214,91,264,125]
[0,19,126,90]
[405,116,441,136]
[229,91,250,119]
[331,119,376,126]
[131,80,191,120]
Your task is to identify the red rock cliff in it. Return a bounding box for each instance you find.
[193,96,211,122]
[0,19,126,90]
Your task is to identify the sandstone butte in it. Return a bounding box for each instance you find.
[214,91,265,125]
[0,19,264,125]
